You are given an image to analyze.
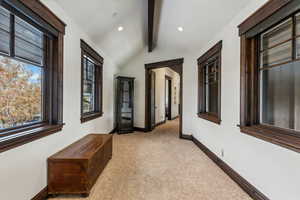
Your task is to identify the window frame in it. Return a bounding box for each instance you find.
[0,0,65,153]
[197,41,222,124]
[238,0,300,153]
[80,39,103,123]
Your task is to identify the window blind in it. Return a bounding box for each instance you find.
[0,6,10,55]
[0,6,45,66]
[15,16,44,66]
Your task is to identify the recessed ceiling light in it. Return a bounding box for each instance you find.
[177,27,183,32]
[112,12,118,18]
[118,26,124,31]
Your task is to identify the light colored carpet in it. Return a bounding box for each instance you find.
[51,119,252,200]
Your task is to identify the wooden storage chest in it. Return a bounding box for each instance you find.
[48,134,113,196]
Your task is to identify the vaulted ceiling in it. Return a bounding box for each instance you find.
[54,0,251,67]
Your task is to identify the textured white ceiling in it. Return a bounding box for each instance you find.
[54,0,251,67]
[157,0,251,52]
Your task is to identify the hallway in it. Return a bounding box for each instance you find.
[52,120,252,200]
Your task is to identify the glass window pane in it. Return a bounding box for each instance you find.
[260,61,300,131]
[121,113,132,128]
[82,57,95,114]
[15,16,44,66]
[260,41,292,67]
[0,6,10,54]
[121,81,132,113]
[0,29,10,55]
[0,55,43,130]
[296,13,300,36]
[261,18,292,50]
[204,61,218,114]
[83,82,95,113]
[15,37,44,65]
[87,60,95,81]
[15,16,43,47]
[296,37,300,59]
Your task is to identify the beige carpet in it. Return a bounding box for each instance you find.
[51,119,252,200]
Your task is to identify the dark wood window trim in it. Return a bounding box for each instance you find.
[238,0,291,36]
[238,0,300,153]
[197,41,222,125]
[0,0,66,153]
[80,40,103,123]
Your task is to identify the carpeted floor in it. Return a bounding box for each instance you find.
[51,119,252,200]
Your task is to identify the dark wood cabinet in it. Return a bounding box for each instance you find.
[115,76,135,134]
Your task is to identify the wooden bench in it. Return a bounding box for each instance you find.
[48,134,113,197]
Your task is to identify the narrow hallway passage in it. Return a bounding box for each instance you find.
[52,119,252,200]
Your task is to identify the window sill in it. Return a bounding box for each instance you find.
[0,124,64,153]
[198,113,221,125]
[81,112,103,123]
[240,125,300,153]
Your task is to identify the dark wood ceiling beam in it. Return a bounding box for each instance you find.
[148,0,155,52]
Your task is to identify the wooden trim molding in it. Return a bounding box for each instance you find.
[191,136,269,200]
[109,127,116,134]
[80,39,104,64]
[181,135,269,200]
[240,125,300,153]
[145,58,184,138]
[198,113,221,125]
[0,124,63,153]
[134,127,147,132]
[145,58,184,69]
[31,187,48,200]
[197,41,222,64]
[171,116,179,120]
[18,0,66,34]
[81,112,103,123]
[155,120,166,127]
[238,0,291,36]
[180,134,193,140]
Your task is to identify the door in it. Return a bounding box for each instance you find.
[165,76,172,120]
[150,71,156,130]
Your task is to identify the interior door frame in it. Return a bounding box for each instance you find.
[150,71,156,130]
[145,58,184,138]
[165,75,172,121]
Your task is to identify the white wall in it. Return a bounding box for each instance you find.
[152,68,180,124]
[117,51,145,128]
[119,0,300,199]
[0,1,119,199]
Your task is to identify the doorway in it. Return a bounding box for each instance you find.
[165,75,172,121]
[150,71,156,130]
[145,58,184,138]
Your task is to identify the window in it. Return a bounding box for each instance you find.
[260,17,300,131]
[239,0,300,153]
[0,1,65,153]
[80,40,103,123]
[197,41,222,124]
[0,8,44,129]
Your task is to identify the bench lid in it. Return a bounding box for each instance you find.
[49,134,112,160]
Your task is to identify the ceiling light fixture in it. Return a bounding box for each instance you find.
[118,26,124,31]
[177,27,183,32]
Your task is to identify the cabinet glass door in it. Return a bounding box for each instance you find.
[120,80,133,129]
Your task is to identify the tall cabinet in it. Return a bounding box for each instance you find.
[115,76,135,134]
